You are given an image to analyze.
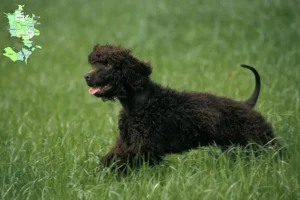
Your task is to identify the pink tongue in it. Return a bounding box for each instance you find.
[89,87,100,94]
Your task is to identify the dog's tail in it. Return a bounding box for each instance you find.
[240,64,261,108]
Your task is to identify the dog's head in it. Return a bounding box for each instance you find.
[84,44,152,100]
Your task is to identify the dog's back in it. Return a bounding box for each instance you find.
[149,90,275,154]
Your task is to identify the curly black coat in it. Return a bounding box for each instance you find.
[84,44,275,169]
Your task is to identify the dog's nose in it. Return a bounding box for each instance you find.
[84,74,91,81]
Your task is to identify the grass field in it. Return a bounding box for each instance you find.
[1,0,300,199]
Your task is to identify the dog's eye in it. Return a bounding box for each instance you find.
[94,62,112,70]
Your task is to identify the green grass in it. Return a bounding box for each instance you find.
[1,0,300,199]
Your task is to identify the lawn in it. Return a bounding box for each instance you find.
[0,0,299,199]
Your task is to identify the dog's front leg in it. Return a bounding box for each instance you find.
[100,144,139,169]
[100,136,122,167]
[100,142,144,169]
[100,136,161,169]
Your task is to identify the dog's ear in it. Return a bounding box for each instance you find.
[93,44,100,51]
[139,61,152,77]
[122,59,152,90]
[128,60,152,79]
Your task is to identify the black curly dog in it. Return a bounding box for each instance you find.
[84,44,276,169]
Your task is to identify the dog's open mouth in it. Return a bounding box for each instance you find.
[89,84,112,95]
